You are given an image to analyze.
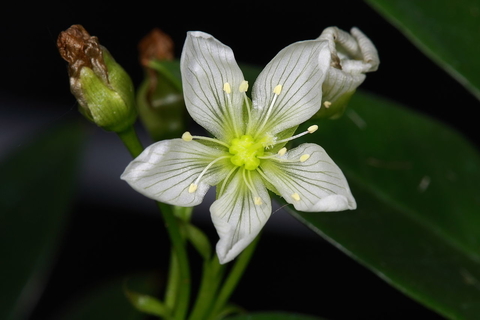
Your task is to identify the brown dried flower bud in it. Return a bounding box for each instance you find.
[57,25,136,132]
[57,25,108,84]
[138,28,174,67]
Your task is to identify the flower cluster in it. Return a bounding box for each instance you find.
[122,29,377,263]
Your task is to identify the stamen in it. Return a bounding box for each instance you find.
[241,81,252,123]
[222,82,240,137]
[223,82,232,94]
[308,125,318,133]
[243,169,262,206]
[239,80,249,92]
[274,124,318,145]
[255,83,283,135]
[218,167,238,197]
[324,101,332,108]
[182,131,193,141]
[189,156,230,193]
[278,147,287,156]
[273,84,282,95]
[186,134,230,148]
[300,154,310,162]
[188,184,198,193]
[291,193,301,201]
[255,167,277,191]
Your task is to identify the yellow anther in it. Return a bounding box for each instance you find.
[307,125,318,133]
[273,84,282,95]
[277,147,287,156]
[300,154,310,162]
[182,131,193,141]
[324,101,332,108]
[188,183,198,193]
[223,82,232,94]
[291,193,301,201]
[239,80,249,92]
[254,197,263,205]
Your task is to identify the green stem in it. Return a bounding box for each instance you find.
[188,258,225,320]
[165,249,180,311]
[158,202,191,320]
[117,126,191,320]
[117,126,144,158]
[208,236,260,320]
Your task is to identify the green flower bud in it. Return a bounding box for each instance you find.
[136,29,186,141]
[315,27,379,119]
[57,25,136,132]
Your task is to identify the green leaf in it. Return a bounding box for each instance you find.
[365,0,480,100]
[227,312,326,320]
[125,290,169,318]
[50,274,156,320]
[0,121,85,320]
[287,91,480,320]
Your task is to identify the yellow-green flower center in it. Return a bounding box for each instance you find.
[229,135,265,170]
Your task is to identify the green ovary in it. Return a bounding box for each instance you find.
[229,135,265,170]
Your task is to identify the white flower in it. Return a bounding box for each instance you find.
[121,32,356,264]
[317,27,379,118]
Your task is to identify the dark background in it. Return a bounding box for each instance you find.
[2,1,478,319]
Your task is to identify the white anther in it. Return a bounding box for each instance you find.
[223,82,232,94]
[324,101,332,108]
[182,131,193,141]
[277,147,287,156]
[254,197,263,205]
[307,125,318,133]
[189,184,198,193]
[273,84,283,95]
[300,154,310,162]
[291,193,301,201]
[239,80,249,92]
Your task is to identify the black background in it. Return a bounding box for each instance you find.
[3,1,478,319]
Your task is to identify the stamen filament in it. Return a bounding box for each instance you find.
[243,93,251,124]
[242,168,262,205]
[189,155,230,193]
[223,82,240,137]
[255,167,277,190]
[256,84,282,135]
[184,133,230,148]
[218,166,239,197]
[274,125,318,145]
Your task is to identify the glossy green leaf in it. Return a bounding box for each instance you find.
[0,121,85,320]
[286,91,480,319]
[365,0,480,100]
[227,312,326,320]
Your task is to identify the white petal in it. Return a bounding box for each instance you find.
[260,143,356,212]
[248,40,331,136]
[322,68,366,103]
[180,32,246,141]
[121,139,230,207]
[210,169,271,264]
